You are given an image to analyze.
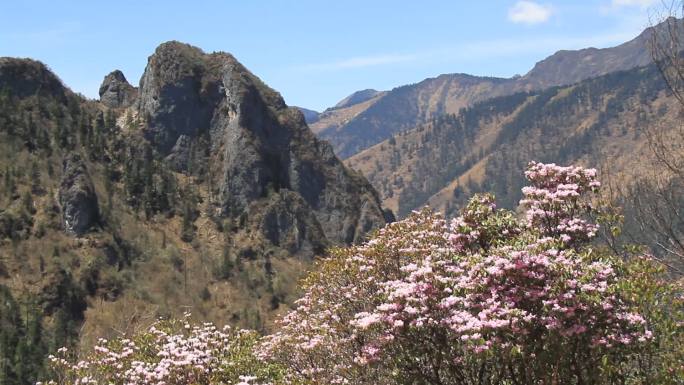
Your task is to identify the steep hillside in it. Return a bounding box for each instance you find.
[347,65,675,217]
[0,43,389,384]
[321,74,514,158]
[322,19,682,159]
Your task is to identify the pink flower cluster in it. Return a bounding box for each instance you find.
[360,240,650,358]
[261,162,654,384]
[521,161,601,244]
[49,318,272,385]
[258,212,456,384]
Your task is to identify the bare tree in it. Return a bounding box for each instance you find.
[650,3,684,107]
[619,2,684,274]
[648,4,684,177]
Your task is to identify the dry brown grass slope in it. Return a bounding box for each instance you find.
[346,65,679,218]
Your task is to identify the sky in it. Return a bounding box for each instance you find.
[0,0,668,111]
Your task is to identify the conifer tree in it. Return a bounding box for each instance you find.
[29,161,40,194]
[3,167,15,197]
[104,110,116,133]
[78,113,91,145]
[24,114,36,152]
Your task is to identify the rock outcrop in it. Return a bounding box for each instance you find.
[137,41,388,251]
[59,154,99,236]
[99,70,137,108]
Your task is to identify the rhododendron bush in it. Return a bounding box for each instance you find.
[46,162,683,385]
[47,315,294,385]
[259,162,684,385]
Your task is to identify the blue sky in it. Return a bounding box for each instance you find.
[0,0,664,111]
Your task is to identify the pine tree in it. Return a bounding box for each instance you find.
[78,113,91,145]
[25,114,37,152]
[0,285,21,385]
[3,167,15,198]
[158,168,175,214]
[123,146,144,208]
[46,159,54,179]
[29,161,40,194]
[21,191,34,215]
[51,309,71,353]
[36,127,50,153]
[103,163,115,220]
[180,184,197,243]
[181,204,195,243]
[104,110,116,133]
[12,340,29,385]
[56,118,69,149]
[23,303,45,385]
[89,112,105,159]
[141,145,155,218]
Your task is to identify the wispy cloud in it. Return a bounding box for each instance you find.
[508,1,553,25]
[294,27,642,74]
[457,31,636,59]
[298,53,417,71]
[611,0,657,9]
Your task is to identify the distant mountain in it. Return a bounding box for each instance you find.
[309,89,386,134]
[0,41,389,377]
[333,89,382,109]
[295,91,386,135]
[294,106,320,124]
[518,20,669,89]
[319,74,514,158]
[346,64,673,218]
[319,18,683,159]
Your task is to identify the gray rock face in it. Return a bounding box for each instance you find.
[137,41,388,250]
[99,70,137,108]
[255,190,328,256]
[59,154,99,236]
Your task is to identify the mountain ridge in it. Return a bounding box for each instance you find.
[316,18,683,159]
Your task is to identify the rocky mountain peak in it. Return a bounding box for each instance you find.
[136,41,388,250]
[99,69,137,108]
